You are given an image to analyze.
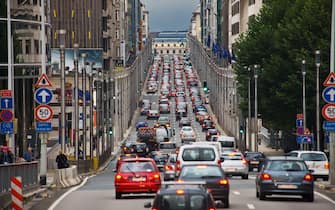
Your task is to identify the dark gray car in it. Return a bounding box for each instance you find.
[255,156,314,201]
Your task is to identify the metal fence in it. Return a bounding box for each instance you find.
[0,161,39,193]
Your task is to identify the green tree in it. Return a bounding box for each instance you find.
[235,0,331,131]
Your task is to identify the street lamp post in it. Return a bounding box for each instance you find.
[254,65,259,152]
[302,60,306,151]
[81,53,88,160]
[73,44,79,160]
[58,29,67,153]
[315,50,321,151]
[248,67,252,151]
[87,62,95,159]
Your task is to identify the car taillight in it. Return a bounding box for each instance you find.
[208,207,216,210]
[115,174,122,180]
[152,208,158,210]
[325,162,329,169]
[261,173,272,181]
[176,160,181,171]
[165,165,173,171]
[242,159,248,165]
[304,173,313,181]
[154,173,160,179]
[217,159,221,165]
[206,133,210,136]
[202,124,205,127]
[219,178,229,185]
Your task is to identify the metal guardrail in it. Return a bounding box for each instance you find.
[0,161,39,193]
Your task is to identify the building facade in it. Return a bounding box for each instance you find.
[153,31,187,55]
[190,4,201,43]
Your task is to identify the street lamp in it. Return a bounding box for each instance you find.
[302,59,306,150]
[73,43,79,160]
[58,29,66,153]
[315,50,321,151]
[81,53,87,160]
[87,62,95,159]
[247,66,252,151]
[254,64,260,152]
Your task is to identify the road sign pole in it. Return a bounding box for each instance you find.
[330,0,335,185]
[39,133,47,185]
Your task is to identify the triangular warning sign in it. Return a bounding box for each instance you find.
[323,72,335,86]
[35,73,52,88]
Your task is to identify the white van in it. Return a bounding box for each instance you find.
[286,150,329,181]
[217,136,236,152]
[176,144,221,176]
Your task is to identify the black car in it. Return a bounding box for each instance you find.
[244,152,266,171]
[144,182,217,210]
[201,120,215,131]
[122,142,148,157]
[178,164,230,208]
[193,105,207,113]
[152,153,169,172]
[256,156,314,201]
[206,129,220,141]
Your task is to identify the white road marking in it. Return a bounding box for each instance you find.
[247,203,255,209]
[48,175,95,210]
[315,191,335,205]
[232,191,240,195]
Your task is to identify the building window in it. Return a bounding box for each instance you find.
[53,9,57,17]
[232,22,239,35]
[161,44,164,47]
[248,15,255,23]
[172,50,175,54]
[102,17,107,31]
[18,40,22,54]
[155,44,158,47]
[167,50,169,54]
[116,10,119,21]
[232,2,239,16]
[34,40,39,54]
[25,40,31,54]
[117,46,120,57]
[179,50,182,54]
[33,0,38,5]
[167,44,170,47]
[249,0,256,5]
[160,50,163,54]
[174,44,176,47]
[88,9,91,18]
[116,30,119,39]
[71,9,75,18]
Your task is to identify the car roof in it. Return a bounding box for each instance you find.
[287,150,327,155]
[121,157,153,162]
[266,156,303,161]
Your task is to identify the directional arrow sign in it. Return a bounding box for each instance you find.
[34,88,53,104]
[322,86,335,103]
[0,97,13,109]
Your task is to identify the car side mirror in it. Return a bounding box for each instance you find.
[220,157,225,162]
[144,202,152,208]
[113,168,117,172]
[309,169,314,173]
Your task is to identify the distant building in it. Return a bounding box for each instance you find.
[153,31,187,55]
[190,4,201,43]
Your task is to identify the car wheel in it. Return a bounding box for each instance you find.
[242,174,249,179]
[259,190,266,200]
[115,191,122,199]
[303,193,314,202]
[222,197,229,208]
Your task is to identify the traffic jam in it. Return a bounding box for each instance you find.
[113,53,325,209]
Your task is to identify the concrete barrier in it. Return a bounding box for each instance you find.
[54,165,82,188]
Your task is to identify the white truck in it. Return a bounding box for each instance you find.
[155,126,175,143]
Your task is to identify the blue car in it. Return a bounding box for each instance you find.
[136,121,148,130]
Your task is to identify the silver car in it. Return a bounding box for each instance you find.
[220,151,249,179]
[163,154,177,181]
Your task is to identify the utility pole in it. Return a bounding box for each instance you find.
[301,60,306,151]
[248,67,252,151]
[254,65,259,152]
[58,29,66,153]
[73,44,79,160]
[315,50,321,151]
[81,53,87,160]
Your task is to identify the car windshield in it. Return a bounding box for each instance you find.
[182,148,215,161]
[219,141,234,147]
[120,161,154,172]
[266,160,308,171]
[245,153,264,159]
[222,154,243,160]
[180,165,222,178]
[300,153,326,161]
[160,194,206,210]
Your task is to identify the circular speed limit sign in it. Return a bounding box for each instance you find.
[35,105,53,121]
[322,104,335,121]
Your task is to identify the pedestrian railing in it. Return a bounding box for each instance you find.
[0,161,39,193]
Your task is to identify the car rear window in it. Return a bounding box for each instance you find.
[120,161,154,172]
[219,141,234,148]
[266,160,308,171]
[182,148,215,161]
[160,194,206,210]
[180,165,223,178]
[160,143,176,149]
[222,154,243,160]
[300,153,327,161]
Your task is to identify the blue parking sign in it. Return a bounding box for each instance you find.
[0,97,13,109]
[0,122,13,134]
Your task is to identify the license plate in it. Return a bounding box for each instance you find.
[277,184,297,189]
[132,177,146,182]
[251,161,259,164]
[225,168,236,172]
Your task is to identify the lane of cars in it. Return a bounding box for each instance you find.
[113,53,330,209]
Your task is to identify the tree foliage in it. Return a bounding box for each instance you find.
[234,0,332,131]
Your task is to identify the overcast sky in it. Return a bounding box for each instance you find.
[141,0,199,32]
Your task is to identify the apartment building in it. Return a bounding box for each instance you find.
[190,4,201,43]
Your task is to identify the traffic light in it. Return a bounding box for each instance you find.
[108,127,113,136]
[203,80,208,92]
[239,125,245,134]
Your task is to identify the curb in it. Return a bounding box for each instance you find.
[317,183,335,192]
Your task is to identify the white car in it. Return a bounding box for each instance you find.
[220,151,249,179]
[179,126,196,144]
[286,150,329,181]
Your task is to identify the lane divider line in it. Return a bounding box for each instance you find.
[247,203,255,209]
[315,191,335,205]
[232,191,240,195]
[48,175,95,210]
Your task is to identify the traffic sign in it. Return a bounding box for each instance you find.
[35,105,53,122]
[296,127,304,135]
[34,88,53,104]
[0,97,13,109]
[322,86,335,103]
[36,122,52,132]
[296,119,303,127]
[0,122,13,134]
[323,121,335,131]
[0,90,12,97]
[296,135,313,144]
[322,104,335,121]
[0,110,13,122]
[323,72,335,86]
[35,73,52,88]
[296,113,303,119]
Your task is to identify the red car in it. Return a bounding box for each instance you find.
[114,158,161,199]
